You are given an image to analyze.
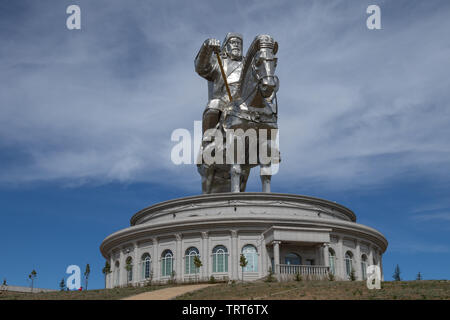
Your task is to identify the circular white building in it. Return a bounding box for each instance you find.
[100,192,387,287]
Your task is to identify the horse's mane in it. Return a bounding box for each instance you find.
[238,34,278,97]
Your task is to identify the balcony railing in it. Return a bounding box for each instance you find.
[278,264,329,276]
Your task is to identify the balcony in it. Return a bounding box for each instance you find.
[277,264,329,280]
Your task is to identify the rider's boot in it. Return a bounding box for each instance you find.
[260,164,272,193]
[230,164,241,193]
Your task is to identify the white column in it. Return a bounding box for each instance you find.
[368,244,374,267]
[207,236,212,276]
[380,252,384,281]
[355,240,362,280]
[133,242,139,285]
[152,237,158,281]
[175,233,182,281]
[201,232,208,281]
[273,241,281,274]
[337,236,344,280]
[119,248,125,287]
[231,230,238,280]
[260,235,266,277]
[323,243,330,268]
[108,254,114,289]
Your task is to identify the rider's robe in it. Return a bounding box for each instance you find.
[195,42,244,114]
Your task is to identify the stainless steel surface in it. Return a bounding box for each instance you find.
[196,34,280,194]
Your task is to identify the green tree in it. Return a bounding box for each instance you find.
[59,278,66,291]
[239,254,248,283]
[169,270,177,284]
[84,264,90,290]
[102,261,111,288]
[328,272,335,281]
[265,267,276,282]
[350,269,356,281]
[393,264,401,281]
[193,255,203,282]
[416,272,422,280]
[28,270,37,292]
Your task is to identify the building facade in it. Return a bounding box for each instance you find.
[100,193,387,287]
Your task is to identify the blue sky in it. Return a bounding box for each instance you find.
[1,0,449,289]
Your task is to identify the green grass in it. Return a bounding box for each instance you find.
[175,280,450,300]
[0,283,175,300]
[1,280,448,300]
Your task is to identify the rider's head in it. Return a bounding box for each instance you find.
[222,33,243,61]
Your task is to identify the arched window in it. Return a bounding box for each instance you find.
[114,261,120,287]
[345,251,353,278]
[125,256,133,283]
[284,252,301,265]
[161,250,173,277]
[212,245,228,273]
[242,245,258,272]
[361,254,368,280]
[328,248,336,275]
[141,253,151,280]
[185,247,200,275]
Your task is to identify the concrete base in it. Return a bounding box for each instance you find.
[100,193,387,288]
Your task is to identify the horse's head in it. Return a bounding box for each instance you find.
[252,47,279,98]
[239,35,279,102]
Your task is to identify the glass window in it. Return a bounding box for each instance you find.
[328,249,336,275]
[284,252,301,265]
[125,257,133,282]
[141,253,151,280]
[161,250,173,277]
[305,259,315,265]
[345,252,353,278]
[361,254,368,280]
[185,247,200,275]
[242,245,258,272]
[212,245,228,273]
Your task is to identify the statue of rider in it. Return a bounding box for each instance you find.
[195,33,244,136]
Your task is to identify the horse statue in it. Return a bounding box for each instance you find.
[197,34,280,193]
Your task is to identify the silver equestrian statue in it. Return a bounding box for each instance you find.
[195,33,280,193]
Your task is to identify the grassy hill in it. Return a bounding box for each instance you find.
[1,280,448,300]
[0,283,174,300]
[176,280,450,300]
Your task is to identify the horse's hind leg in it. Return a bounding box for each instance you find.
[240,166,250,192]
[230,164,241,193]
[260,164,272,193]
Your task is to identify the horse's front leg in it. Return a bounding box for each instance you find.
[240,166,250,192]
[260,164,272,193]
[230,164,241,193]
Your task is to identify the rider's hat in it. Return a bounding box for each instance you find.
[221,32,243,51]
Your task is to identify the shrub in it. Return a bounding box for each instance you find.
[265,267,276,282]
[209,276,216,284]
[295,272,302,282]
[168,271,177,284]
[350,269,356,281]
[328,273,335,281]
[144,279,152,287]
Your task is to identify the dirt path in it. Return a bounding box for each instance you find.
[122,284,217,300]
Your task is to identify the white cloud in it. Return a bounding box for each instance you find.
[1,0,450,191]
[412,212,450,222]
[389,243,450,254]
